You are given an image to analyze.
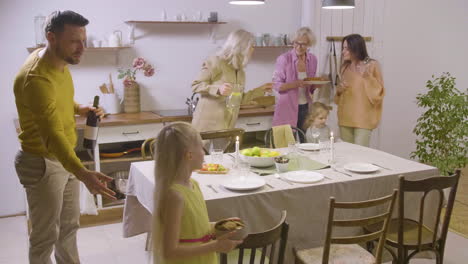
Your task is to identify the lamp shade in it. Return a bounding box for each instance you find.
[229,0,265,5]
[322,0,355,9]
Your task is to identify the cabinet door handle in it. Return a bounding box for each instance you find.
[246,122,261,126]
[122,131,140,135]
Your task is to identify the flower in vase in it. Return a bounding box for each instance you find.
[144,65,155,77]
[132,57,146,69]
[118,57,156,84]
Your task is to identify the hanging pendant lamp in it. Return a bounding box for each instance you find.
[229,0,265,5]
[322,0,355,9]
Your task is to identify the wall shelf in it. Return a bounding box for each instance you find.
[124,20,227,43]
[26,46,131,65]
[254,45,292,49]
[27,46,131,53]
[326,36,372,42]
[124,20,226,24]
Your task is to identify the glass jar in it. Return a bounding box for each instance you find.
[34,14,46,47]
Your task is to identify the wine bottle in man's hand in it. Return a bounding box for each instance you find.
[83,96,100,149]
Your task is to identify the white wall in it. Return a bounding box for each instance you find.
[381,0,468,158]
[0,0,301,216]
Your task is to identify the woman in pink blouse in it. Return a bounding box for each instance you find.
[272,27,319,139]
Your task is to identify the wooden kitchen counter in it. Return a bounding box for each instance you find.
[14,106,275,133]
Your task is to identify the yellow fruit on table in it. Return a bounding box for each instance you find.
[241,149,252,156]
[251,146,261,156]
[270,151,280,157]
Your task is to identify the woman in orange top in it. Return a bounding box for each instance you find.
[334,34,384,147]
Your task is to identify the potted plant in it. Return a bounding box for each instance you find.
[411,72,467,176]
[117,57,155,113]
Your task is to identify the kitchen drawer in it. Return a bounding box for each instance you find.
[236,116,272,132]
[97,123,164,144]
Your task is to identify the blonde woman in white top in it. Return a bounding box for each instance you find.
[192,29,272,133]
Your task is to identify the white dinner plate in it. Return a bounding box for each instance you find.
[344,162,379,173]
[281,170,324,183]
[221,176,266,191]
[304,80,331,85]
[298,143,320,151]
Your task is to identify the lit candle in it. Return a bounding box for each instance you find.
[330,131,335,163]
[235,136,240,166]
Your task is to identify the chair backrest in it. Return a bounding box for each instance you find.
[141,137,157,160]
[200,128,245,154]
[264,126,305,148]
[322,190,398,264]
[397,170,461,252]
[220,211,289,264]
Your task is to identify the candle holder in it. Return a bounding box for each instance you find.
[329,131,335,164]
[234,136,240,169]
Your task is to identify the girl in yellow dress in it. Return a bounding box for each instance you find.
[152,122,242,264]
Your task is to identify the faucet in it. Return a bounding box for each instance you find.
[185,93,199,116]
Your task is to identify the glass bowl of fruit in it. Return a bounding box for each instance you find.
[239,146,281,167]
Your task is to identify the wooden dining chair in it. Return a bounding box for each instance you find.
[294,190,398,264]
[364,170,461,264]
[200,128,245,154]
[220,210,289,264]
[141,137,157,160]
[264,126,305,148]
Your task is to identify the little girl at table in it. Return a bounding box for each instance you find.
[304,102,332,143]
[152,122,242,264]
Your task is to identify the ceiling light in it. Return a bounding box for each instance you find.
[322,0,355,10]
[229,0,265,5]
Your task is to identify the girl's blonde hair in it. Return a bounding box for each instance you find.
[152,122,202,259]
[218,29,254,69]
[293,27,316,47]
[304,102,331,129]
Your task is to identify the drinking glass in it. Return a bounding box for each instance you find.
[310,127,320,144]
[237,160,251,181]
[288,142,297,155]
[210,149,223,164]
[330,155,345,170]
[226,84,242,109]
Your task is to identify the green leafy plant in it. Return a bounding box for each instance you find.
[411,72,468,175]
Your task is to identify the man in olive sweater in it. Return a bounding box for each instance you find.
[13,11,115,264]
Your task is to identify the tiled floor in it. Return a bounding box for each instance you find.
[1,215,467,264]
[0,216,150,264]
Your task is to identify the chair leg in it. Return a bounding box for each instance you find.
[383,245,398,263]
[403,248,409,264]
[438,245,445,264]
[366,241,375,253]
[435,251,442,264]
[145,232,152,251]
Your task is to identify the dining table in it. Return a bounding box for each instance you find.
[122,142,439,262]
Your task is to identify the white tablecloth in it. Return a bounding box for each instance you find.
[123,142,438,261]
